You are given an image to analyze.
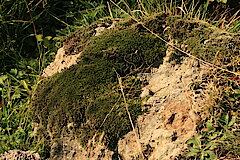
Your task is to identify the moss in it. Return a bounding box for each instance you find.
[62,25,96,55]
[166,17,240,71]
[32,27,166,151]
[142,13,167,34]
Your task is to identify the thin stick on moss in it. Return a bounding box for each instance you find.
[99,97,121,129]
[114,69,146,159]
[89,97,121,147]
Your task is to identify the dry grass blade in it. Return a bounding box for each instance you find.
[99,97,121,129]
[226,10,240,31]
[114,69,146,159]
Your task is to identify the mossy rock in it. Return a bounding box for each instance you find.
[165,17,240,72]
[32,23,166,151]
[32,13,239,157]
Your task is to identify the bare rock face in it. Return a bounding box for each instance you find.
[42,47,81,77]
[118,57,208,160]
[0,150,40,160]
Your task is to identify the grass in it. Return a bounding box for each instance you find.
[0,67,38,152]
[0,0,239,159]
[184,74,240,159]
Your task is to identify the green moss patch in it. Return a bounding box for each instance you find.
[166,17,240,72]
[32,27,166,151]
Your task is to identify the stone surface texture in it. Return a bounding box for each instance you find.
[0,150,40,160]
[118,56,208,160]
[42,47,81,77]
[48,138,113,160]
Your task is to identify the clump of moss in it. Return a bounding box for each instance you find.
[32,26,166,151]
[142,13,168,34]
[166,17,240,72]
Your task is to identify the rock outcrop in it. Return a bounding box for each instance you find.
[31,13,239,159]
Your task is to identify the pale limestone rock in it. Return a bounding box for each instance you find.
[42,47,81,77]
[118,57,208,160]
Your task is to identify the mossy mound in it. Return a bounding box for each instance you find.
[32,13,239,158]
[32,25,166,151]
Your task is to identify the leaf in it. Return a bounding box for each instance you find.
[0,75,8,84]
[202,152,209,159]
[186,150,198,157]
[21,80,29,91]
[186,136,202,147]
[45,36,52,40]
[6,127,12,131]
[43,39,50,48]
[228,116,236,127]
[208,133,218,140]
[186,148,200,157]
[186,138,195,144]
[208,142,219,150]
[225,114,229,124]
[234,89,240,94]
[206,119,214,131]
[191,148,200,153]
[17,71,24,78]
[36,34,43,42]
[220,0,227,3]
[11,92,21,100]
[194,135,202,147]
[16,127,25,135]
[10,68,18,76]
[228,98,235,102]
[206,151,217,160]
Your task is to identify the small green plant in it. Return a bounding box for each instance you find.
[0,68,35,153]
[209,0,228,3]
[186,76,240,159]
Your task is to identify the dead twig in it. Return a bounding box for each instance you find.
[114,69,146,159]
